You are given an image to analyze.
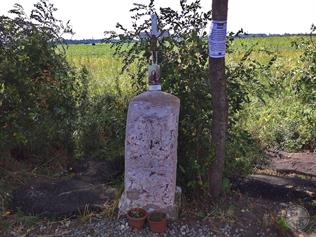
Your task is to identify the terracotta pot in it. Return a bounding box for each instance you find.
[148,211,167,233]
[127,208,148,230]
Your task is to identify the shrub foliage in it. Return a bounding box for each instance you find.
[0,1,84,157]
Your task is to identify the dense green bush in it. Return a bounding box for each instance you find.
[0,1,85,158]
[76,92,128,161]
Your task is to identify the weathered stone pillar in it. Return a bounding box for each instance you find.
[119,91,180,219]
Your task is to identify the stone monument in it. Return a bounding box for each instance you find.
[119,14,180,219]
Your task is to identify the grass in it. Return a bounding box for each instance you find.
[231,36,303,52]
[227,36,311,71]
[65,43,134,96]
[276,216,290,231]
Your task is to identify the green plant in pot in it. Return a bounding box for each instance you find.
[127,208,148,230]
[148,211,167,233]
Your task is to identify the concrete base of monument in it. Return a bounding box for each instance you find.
[118,186,182,220]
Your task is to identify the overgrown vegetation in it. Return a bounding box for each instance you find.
[75,92,128,161]
[0,0,315,197]
[0,1,127,163]
[1,1,315,236]
[0,1,85,158]
[240,31,316,152]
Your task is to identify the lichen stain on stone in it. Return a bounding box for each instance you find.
[127,190,140,200]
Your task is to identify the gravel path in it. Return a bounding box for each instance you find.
[7,216,280,237]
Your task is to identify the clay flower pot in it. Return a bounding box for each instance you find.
[148,211,167,233]
[127,208,148,230]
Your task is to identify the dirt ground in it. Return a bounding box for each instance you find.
[1,192,315,237]
[0,151,315,237]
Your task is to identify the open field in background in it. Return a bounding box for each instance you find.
[65,36,313,94]
[231,36,304,52]
[65,44,134,95]
[229,37,301,66]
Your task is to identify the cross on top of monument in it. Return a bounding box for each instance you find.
[139,14,169,44]
[139,14,169,91]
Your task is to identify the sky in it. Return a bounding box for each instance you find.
[0,0,315,39]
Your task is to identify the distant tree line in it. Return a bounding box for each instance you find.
[64,39,120,44]
[64,33,315,45]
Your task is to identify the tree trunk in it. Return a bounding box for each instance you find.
[208,0,229,199]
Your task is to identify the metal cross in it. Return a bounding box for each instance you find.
[139,14,169,91]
